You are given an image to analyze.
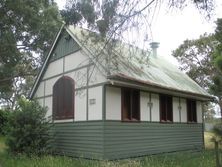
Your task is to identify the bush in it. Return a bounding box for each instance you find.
[6,98,52,155]
[0,109,11,135]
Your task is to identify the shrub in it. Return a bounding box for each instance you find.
[6,98,52,155]
[0,109,11,135]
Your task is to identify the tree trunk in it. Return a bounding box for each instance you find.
[219,100,222,122]
[215,140,221,167]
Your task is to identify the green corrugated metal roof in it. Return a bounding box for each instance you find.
[67,26,211,98]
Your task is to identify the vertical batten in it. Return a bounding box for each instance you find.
[140,92,150,121]
[151,93,160,122]
[196,101,203,123]
[180,98,187,122]
[173,97,180,122]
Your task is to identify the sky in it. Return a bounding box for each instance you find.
[55,0,222,58]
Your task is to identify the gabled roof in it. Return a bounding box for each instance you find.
[30,25,213,100]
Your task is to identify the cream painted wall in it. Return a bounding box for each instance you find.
[173,97,180,122]
[106,86,121,120]
[196,101,203,123]
[35,81,44,98]
[140,92,150,121]
[45,76,60,96]
[45,96,52,119]
[151,93,159,122]
[75,90,87,121]
[88,65,106,86]
[43,58,63,79]
[37,98,44,107]
[180,98,187,123]
[64,51,89,72]
[88,86,103,120]
[66,68,87,88]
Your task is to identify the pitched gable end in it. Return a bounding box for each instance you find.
[50,30,80,62]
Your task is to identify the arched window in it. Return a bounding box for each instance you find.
[53,76,74,120]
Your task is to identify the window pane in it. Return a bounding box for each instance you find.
[53,76,74,120]
[132,90,140,121]
[160,95,172,122]
[187,99,197,122]
[122,89,131,121]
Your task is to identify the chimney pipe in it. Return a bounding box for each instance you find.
[150,42,159,57]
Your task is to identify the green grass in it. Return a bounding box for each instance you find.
[0,134,218,167]
[205,131,215,149]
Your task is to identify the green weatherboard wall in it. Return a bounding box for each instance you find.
[50,30,80,62]
[51,121,203,160]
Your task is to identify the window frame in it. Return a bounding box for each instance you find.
[52,76,75,120]
[186,99,197,123]
[121,88,140,122]
[159,94,173,123]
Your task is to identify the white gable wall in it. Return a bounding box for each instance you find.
[88,86,103,120]
[140,92,150,121]
[106,86,121,120]
[35,82,44,98]
[151,93,160,122]
[33,40,107,122]
[44,96,52,119]
[64,51,89,72]
[75,90,87,121]
[43,59,63,79]
[173,97,180,122]
[180,98,187,123]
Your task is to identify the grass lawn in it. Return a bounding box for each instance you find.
[0,133,218,167]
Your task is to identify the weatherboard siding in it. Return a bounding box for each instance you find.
[52,121,104,159]
[50,30,80,62]
[103,121,203,159]
[50,121,203,160]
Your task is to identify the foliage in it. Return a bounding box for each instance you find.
[0,0,62,108]
[5,98,52,155]
[172,34,217,90]
[172,34,219,118]
[0,109,11,135]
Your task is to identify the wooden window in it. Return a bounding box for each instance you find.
[121,88,140,121]
[53,76,74,120]
[187,99,197,123]
[160,94,172,122]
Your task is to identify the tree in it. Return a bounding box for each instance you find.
[212,18,222,118]
[0,0,62,108]
[6,98,52,155]
[172,34,217,90]
[172,34,219,118]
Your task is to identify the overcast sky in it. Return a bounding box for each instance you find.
[55,0,222,58]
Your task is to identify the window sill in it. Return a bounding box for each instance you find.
[54,118,74,123]
[160,120,173,123]
[187,121,197,124]
[121,118,140,123]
